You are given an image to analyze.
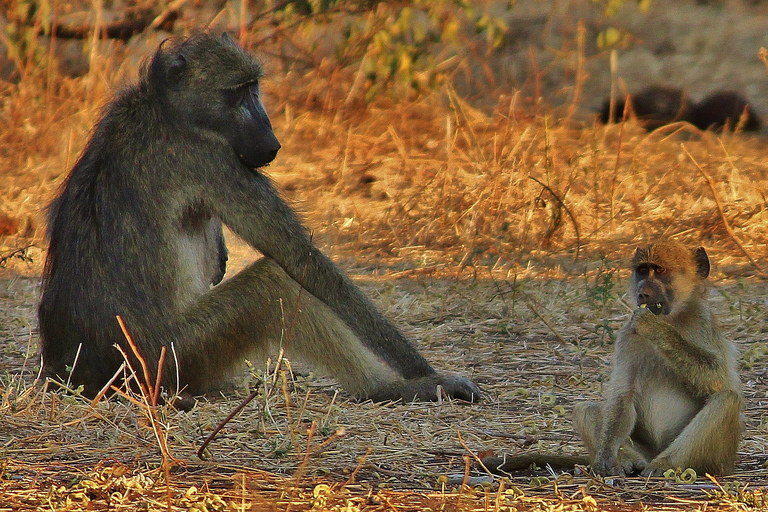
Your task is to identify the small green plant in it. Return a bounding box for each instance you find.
[593,0,652,50]
[586,257,618,310]
[268,436,293,459]
[586,256,620,343]
[594,319,614,345]
[742,343,768,370]
[272,0,510,100]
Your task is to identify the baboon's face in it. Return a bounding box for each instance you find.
[165,34,281,169]
[632,263,673,315]
[629,241,710,317]
[221,79,281,168]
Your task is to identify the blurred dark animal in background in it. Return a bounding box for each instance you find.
[600,86,761,132]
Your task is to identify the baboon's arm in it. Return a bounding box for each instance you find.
[206,163,436,379]
[630,307,726,395]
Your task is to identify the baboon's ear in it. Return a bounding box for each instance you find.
[166,53,187,87]
[631,247,645,268]
[221,32,236,45]
[693,247,710,279]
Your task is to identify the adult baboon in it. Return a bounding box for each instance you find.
[39,33,480,404]
[573,240,743,476]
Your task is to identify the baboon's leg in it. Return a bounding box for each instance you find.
[643,390,742,476]
[573,400,647,475]
[573,401,602,458]
[155,258,435,399]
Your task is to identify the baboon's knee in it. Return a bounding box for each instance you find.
[573,401,602,457]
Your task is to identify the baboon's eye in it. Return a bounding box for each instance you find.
[635,265,649,277]
[655,266,666,275]
[224,83,260,109]
[223,87,244,107]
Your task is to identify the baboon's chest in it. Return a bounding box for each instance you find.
[635,379,699,452]
[175,220,222,304]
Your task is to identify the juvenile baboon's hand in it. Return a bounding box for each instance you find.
[628,306,660,335]
[367,373,481,403]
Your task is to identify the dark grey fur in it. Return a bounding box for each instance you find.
[39,33,480,404]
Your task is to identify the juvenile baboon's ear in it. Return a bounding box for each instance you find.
[631,246,646,267]
[693,247,710,279]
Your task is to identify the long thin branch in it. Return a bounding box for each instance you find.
[529,176,581,261]
[197,383,262,460]
[681,144,766,277]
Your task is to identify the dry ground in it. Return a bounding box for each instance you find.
[3,1,768,510]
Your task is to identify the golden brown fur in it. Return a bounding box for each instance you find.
[573,239,743,476]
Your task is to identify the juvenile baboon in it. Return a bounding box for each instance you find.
[573,240,743,476]
[39,33,480,404]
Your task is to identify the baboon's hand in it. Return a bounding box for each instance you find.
[429,373,482,402]
[629,306,661,334]
[367,373,481,403]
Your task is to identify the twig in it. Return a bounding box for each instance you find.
[112,315,180,509]
[197,383,262,460]
[457,431,493,479]
[290,421,347,483]
[281,370,301,459]
[116,316,157,406]
[90,363,126,407]
[528,176,580,261]
[523,295,573,346]
[293,420,317,482]
[153,347,166,407]
[342,447,371,488]
[681,144,766,277]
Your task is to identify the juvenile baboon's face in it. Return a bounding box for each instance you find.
[629,240,710,316]
[631,261,673,315]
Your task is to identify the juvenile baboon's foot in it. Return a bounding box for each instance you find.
[641,456,676,477]
[591,456,623,477]
[592,450,646,477]
[366,373,481,403]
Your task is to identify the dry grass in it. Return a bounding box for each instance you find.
[2,1,768,510]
